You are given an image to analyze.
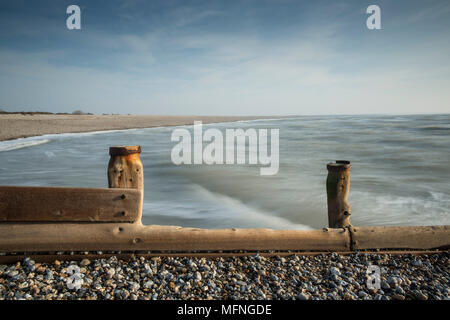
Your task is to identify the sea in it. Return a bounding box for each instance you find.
[0,114,449,230]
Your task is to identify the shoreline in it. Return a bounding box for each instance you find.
[0,114,284,142]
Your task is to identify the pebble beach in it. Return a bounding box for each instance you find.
[1,252,448,300]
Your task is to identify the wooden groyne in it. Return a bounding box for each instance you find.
[0,146,449,263]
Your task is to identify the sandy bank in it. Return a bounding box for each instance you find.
[1,252,448,300]
[0,114,277,141]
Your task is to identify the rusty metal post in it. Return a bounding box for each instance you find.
[108,146,143,191]
[326,160,351,228]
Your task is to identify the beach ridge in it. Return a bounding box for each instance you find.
[0,114,280,142]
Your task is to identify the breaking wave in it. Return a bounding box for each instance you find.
[0,139,50,152]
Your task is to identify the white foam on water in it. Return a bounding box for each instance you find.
[44,151,56,158]
[143,183,313,230]
[0,139,50,152]
[350,190,450,226]
[38,128,142,139]
[234,118,289,123]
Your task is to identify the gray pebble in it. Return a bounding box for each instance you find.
[297,293,309,300]
[0,252,446,301]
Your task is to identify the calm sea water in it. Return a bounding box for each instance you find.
[0,114,449,230]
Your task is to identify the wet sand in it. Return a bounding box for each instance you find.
[0,114,275,141]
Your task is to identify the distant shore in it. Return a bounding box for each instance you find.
[0,114,279,142]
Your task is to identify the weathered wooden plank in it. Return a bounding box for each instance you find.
[0,224,448,260]
[351,226,450,250]
[0,186,142,222]
[0,224,351,252]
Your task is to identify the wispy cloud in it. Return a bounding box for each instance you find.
[0,0,449,114]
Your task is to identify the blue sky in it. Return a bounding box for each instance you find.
[0,0,449,115]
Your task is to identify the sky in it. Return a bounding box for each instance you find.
[0,0,449,115]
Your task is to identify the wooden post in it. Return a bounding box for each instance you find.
[326,160,351,228]
[108,146,143,191]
